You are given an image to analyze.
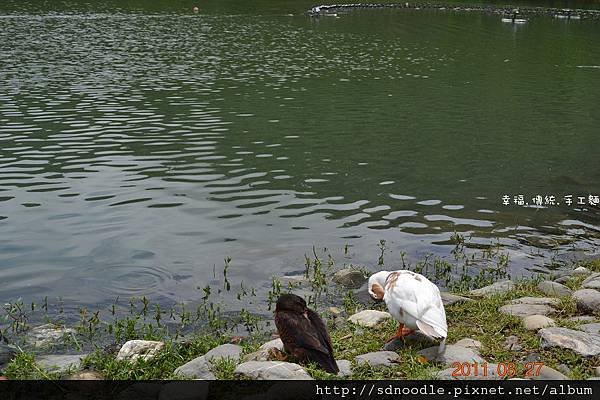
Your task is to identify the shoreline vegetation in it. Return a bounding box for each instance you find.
[1,237,599,381]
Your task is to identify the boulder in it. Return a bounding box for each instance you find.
[418,345,484,365]
[174,356,216,380]
[26,324,75,348]
[347,310,391,328]
[523,315,556,331]
[538,281,573,297]
[234,361,313,380]
[259,339,284,351]
[573,289,600,314]
[203,344,242,364]
[453,338,482,351]
[539,327,600,356]
[116,340,165,362]
[578,323,600,334]
[440,292,472,306]
[355,351,400,367]
[582,273,600,290]
[470,281,515,297]
[37,354,87,374]
[336,360,352,377]
[332,268,367,289]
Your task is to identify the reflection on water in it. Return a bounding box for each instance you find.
[0,6,599,307]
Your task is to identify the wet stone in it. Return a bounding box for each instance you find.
[26,324,75,348]
[332,268,367,289]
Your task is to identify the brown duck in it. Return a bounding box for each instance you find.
[274,294,339,373]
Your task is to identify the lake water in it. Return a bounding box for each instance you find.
[1,1,599,310]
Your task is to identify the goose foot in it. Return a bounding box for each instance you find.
[386,324,414,343]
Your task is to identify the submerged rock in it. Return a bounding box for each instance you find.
[348,310,391,328]
[539,327,600,356]
[355,351,400,367]
[523,315,556,331]
[332,268,367,289]
[37,354,87,374]
[418,345,484,365]
[470,280,515,297]
[573,289,600,314]
[26,324,75,348]
[234,361,313,380]
[116,340,165,362]
[538,281,573,297]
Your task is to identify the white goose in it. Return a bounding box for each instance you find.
[368,270,447,343]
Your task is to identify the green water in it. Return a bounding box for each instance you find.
[0,1,599,308]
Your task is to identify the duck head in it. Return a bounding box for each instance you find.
[368,271,389,301]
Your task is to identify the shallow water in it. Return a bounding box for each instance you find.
[0,1,599,309]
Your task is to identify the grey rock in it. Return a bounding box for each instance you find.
[279,275,310,286]
[336,360,352,377]
[509,296,561,306]
[26,324,75,348]
[554,276,571,284]
[470,280,515,297]
[578,323,600,334]
[454,338,483,351]
[436,363,502,380]
[116,340,165,362]
[383,331,437,351]
[530,366,569,380]
[539,327,600,356]
[418,345,484,365]
[37,354,87,373]
[243,339,284,362]
[582,273,600,290]
[504,335,523,352]
[499,304,556,318]
[595,366,600,377]
[347,310,391,328]
[159,381,209,400]
[234,361,313,380]
[355,351,400,367]
[556,364,572,377]
[538,281,573,298]
[332,268,367,289]
[203,344,242,364]
[66,370,105,380]
[440,292,472,306]
[174,356,216,380]
[523,315,556,331]
[259,338,284,351]
[568,315,597,323]
[573,289,600,314]
[523,352,542,362]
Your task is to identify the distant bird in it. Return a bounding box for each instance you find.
[368,270,447,344]
[274,294,339,373]
[501,10,527,24]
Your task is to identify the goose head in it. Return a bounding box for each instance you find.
[368,270,390,301]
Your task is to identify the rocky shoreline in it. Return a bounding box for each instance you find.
[1,259,599,382]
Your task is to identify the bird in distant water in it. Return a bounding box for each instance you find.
[274,294,339,373]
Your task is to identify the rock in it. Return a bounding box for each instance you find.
[530,366,569,380]
[582,273,600,290]
[203,344,242,364]
[26,324,75,348]
[554,276,571,284]
[67,370,104,380]
[0,344,16,368]
[504,335,523,352]
[538,281,573,297]
[383,331,437,351]
[116,340,165,362]
[510,297,561,306]
[556,364,571,377]
[573,289,600,314]
[572,266,591,276]
[328,307,341,316]
[470,280,515,297]
[539,327,600,356]
[234,361,313,380]
[347,310,391,328]
[355,351,400,367]
[37,354,87,373]
[578,323,600,334]
[440,292,472,306]
[332,268,367,289]
[436,364,502,380]
[418,345,484,365]
[595,366,600,377]
[174,356,216,380]
[568,315,597,323]
[336,360,352,377]
[259,339,284,351]
[454,338,482,351]
[499,304,556,318]
[159,381,209,400]
[523,315,556,331]
[523,352,542,362]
